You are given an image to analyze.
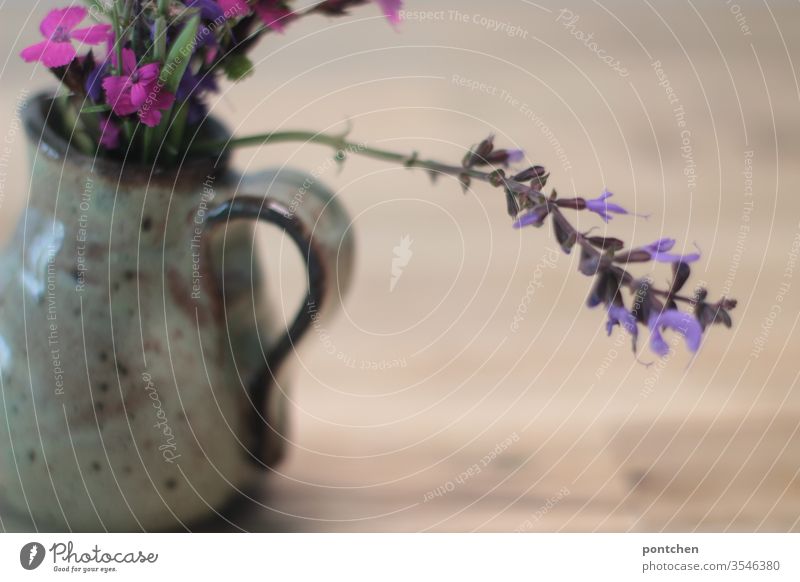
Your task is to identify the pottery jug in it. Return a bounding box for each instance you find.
[0,94,353,531]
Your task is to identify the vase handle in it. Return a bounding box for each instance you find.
[207,174,353,465]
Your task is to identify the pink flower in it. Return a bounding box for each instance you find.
[254,1,293,32]
[218,0,251,17]
[102,49,175,127]
[375,0,402,26]
[99,116,120,149]
[20,6,111,68]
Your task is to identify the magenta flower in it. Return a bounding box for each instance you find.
[639,238,701,264]
[254,1,294,31]
[218,0,251,17]
[375,0,402,26]
[102,49,175,127]
[585,189,646,223]
[647,309,703,356]
[99,116,120,149]
[20,7,111,68]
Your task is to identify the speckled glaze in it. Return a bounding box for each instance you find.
[0,95,352,531]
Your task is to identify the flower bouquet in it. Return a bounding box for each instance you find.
[20,0,735,358]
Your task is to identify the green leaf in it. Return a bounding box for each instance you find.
[149,14,201,163]
[223,54,254,82]
[153,16,167,63]
[165,105,189,159]
[80,104,111,115]
[159,15,201,94]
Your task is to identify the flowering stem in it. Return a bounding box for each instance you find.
[195,130,706,309]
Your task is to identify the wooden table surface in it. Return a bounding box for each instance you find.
[2,0,800,531]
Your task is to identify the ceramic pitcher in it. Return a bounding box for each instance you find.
[0,94,353,531]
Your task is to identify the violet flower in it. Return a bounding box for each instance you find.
[606,304,638,338]
[187,0,225,21]
[647,309,703,356]
[177,70,219,124]
[639,238,701,264]
[512,205,549,229]
[20,7,111,68]
[585,189,645,223]
[102,48,175,127]
[86,55,112,102]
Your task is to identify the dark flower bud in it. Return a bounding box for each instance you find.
[53,50,96,96]
[512,165,548,189]
[694,299,734,331]
[554,197,587,210]
[314,0,370,16]
[586,236,625,251]
[552,210,577,254]
[463,135,495,168]
[670,261,691,295]
[613,249,653,264]
[483,148,525,166]
[578,245,601,276]
[459,173,471,194]
[505,189,520,217]
[631,278,656,324]
[587,269,621,307]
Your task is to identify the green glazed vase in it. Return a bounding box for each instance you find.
[0,94,353,531]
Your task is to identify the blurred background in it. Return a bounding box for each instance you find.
[2,0,800,531]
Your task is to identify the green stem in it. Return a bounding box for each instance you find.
[59,97,95,156]
[110,4,124,75]
[110,3,135,148]
[193,131,486,178]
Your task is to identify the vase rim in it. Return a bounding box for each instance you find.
[23,92,231,184]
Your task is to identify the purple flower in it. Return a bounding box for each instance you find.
[606,305,638,338]
[85,55,112,102]
[20,7,111,68]
[639,238,701,264]
[585,189,645,223]
[647,309,703,356]
[177,70,218,124]
[512,204,548,228]
[187,0,225,20]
